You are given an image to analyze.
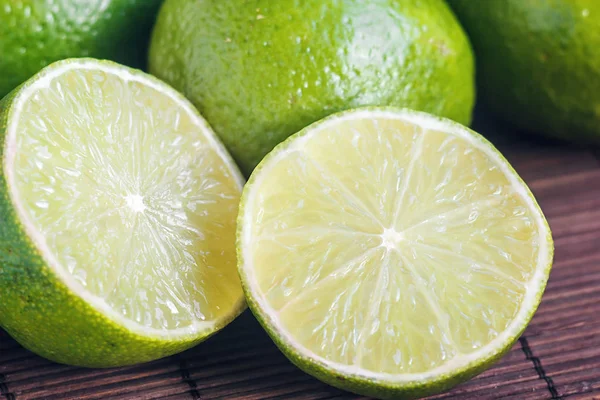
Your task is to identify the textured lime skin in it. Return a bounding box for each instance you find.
[449,0,600,142]
[237,108,553,399]
[149,0,475,174]
[0,59,245,368]
[0,0,163,98]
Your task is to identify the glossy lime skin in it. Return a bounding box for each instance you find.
[0,0,163,98]
[449,0,600,142]
[149,0,475,174]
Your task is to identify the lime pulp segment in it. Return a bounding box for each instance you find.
[239,109,552,383]
[4,60,245,336]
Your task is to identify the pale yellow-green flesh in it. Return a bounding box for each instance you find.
[11,67,243,330]
[247,117,540,374]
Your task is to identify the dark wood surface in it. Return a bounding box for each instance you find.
[1,112,598,400]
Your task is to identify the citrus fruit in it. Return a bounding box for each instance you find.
[237,108,553,398]
[0,58,245,367]
[448,0,600,142]
[0,0,163,98]
[149,0,475,174]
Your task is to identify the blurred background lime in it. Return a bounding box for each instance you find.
[149,0,475,174]
[0,0,163,98]
[449,0,600,143]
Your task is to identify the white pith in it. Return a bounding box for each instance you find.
[3,60,245,338]
[240,109,552,383]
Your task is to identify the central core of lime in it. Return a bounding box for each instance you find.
[125,194,146,213]
[381,228,405,250]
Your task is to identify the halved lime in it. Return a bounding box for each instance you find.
[238,108,553,398]
[0,59,245,367]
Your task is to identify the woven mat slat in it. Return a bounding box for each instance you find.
[529,308,600,339]
[0,351,52,373]
[548,253,600,280]
[20,370,183,400]
[544,266,600,289]
[9,359,179,394]
[524,173,600,221]
[557,393,600,400]
[499,392,557,400]
[106,383,191,400]
[527,321,600,349]
[542,282,599,305]
[539,194,600,224]
[549,368,600,398]
[528,322,600,399]
[507,152,600,182]
[260,390,352,400]
[187,359,300,389]
[544,354,600,378]
[427,376,548,400]
[549,214,600,241]
[529,169,600,192]
[199,377,337,400]
[161,393,199,400]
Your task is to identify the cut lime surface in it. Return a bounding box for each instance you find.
[238,108,553,398]
[0,59,245,367]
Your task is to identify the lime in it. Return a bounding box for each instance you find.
[237,108,553,398]
[0,0,163,98]
[149,0,475,174]
[448,0,600,142]
[0,58,245,367]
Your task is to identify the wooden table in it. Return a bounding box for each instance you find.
[1,111,598,400]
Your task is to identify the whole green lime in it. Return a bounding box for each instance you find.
[0,0,163,98]
[449,0,600,142]
[149,0,475,173]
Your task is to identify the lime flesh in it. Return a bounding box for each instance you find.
[0,59,245,366]
[238,108,553,398]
